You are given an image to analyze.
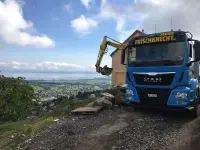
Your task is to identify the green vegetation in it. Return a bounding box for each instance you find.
[0,76,36,122]
[28,78,111,101]
[0,76,109,149]
[31,85,43,93]
[0,98,94,150]
[0,115,55,150]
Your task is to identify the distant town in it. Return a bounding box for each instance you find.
[28,77,112,101]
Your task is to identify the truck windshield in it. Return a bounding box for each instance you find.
[128,42,185,67]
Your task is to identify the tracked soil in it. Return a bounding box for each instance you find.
[22,106,200,150]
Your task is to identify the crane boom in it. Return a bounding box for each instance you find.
[95,36,125,76]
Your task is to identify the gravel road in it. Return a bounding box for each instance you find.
[22,106,200,150]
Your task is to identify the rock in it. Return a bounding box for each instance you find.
[48,110,53,113]
[89,94,96,99]
[71,106,103,114]
[85,101,95,107]
[93,98,112,109]
[113,84,126,93]
[115,90,125,105]
[101,93,115,103]
[101,93,115,98]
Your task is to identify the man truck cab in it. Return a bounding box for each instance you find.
[121,30,200,117]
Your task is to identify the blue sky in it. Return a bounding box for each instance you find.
[0,0,199,73]
[0,0,126,72]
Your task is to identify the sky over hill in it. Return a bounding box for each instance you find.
[0,0,199,73]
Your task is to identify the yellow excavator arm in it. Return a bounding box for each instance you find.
[95,36,125,76]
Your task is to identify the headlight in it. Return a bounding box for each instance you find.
[175,92,188,99]
[126,89,133,95]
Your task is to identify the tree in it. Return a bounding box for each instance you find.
[0,76,35,121]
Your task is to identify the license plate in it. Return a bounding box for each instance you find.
[148,94,158,98]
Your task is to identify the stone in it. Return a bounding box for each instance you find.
[71,106,103,114]
[115,90,125,105]
[85,101,95,107]
[101,93,115,99]
[101,93,115,103]
[113,84,126,93]
[93,98,112,109]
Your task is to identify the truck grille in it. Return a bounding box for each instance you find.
[136,88,171,107]
[133,73,175,86]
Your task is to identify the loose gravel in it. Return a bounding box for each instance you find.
[20,106,200,150]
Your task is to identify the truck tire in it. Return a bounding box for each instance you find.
[196,104,200,117]
[191,90,200,118]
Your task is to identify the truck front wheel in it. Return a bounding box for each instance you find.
[192,90,200,118]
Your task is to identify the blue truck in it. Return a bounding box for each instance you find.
[120,30,200,117]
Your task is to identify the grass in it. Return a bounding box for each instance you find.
[0,115,56,150]
[0,98,95,150]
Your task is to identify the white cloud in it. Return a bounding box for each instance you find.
[98,0,200,41]
[0,61,95,72]
[71,14,97,35]
[80,0,93,9]
[64,4,72,14]
[0,0,55,48]
[134,0,200,39]
[98,0,139,41]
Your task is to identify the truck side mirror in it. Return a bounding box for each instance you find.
[194,40,200,61]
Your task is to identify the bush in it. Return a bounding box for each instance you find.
[0,76,35,121]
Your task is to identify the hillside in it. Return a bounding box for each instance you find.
[20,106,200,150]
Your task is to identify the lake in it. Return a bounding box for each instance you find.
[1,72,106,80]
